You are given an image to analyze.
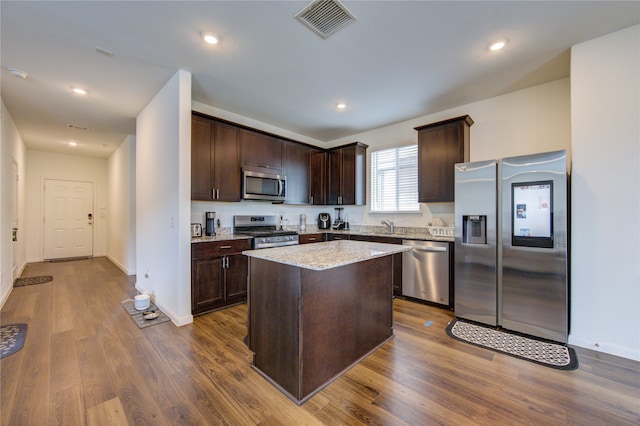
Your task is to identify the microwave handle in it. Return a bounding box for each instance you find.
[278,179,283,196]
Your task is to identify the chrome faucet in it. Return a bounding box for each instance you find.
[381,220,395,234]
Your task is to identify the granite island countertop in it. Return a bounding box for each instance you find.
[243,239,412,271]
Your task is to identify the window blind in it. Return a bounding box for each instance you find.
[371,145,419,212]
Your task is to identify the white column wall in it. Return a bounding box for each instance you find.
[570,25,640,361]
[136,70,192,326]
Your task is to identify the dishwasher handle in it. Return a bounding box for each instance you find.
[413,246,447,252]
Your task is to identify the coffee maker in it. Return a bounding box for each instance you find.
[318,213,331,230]
[332,207,346,230]
[205,212,216,236]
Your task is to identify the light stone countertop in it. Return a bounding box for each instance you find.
[243,239,412,271]
[191,232,252,243]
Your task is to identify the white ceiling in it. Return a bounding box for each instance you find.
[2,1,638,158]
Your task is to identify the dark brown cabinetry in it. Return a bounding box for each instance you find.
[298,233,324,244]
[192,111,367,206]
[349,234,403,296]
[191,239,251,315]
[309,149,327,205]
[326,233,349,241]
[283,142,310,204]
[327,142,367,205]
[415,115,473,202]
[191,113,241,201]
[240,129,283,172]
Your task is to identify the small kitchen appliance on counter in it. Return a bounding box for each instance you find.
[332,207,345,230]
[318,213,331,229]
[205,212,216,236]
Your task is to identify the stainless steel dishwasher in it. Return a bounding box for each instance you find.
[402,240,450,306]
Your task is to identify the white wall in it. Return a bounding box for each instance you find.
[570,25,640,361]
[107,134,136,274]
[0,98,27,308]
[136,70,192,326]
[25,151,108,262]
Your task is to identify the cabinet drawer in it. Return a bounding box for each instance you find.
[349,235,402,245]
[192,239,251,258]
[299,233,324,244]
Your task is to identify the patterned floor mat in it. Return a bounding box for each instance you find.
[13,276,53,287]
[1,324,27,359]
[446,318,578,370]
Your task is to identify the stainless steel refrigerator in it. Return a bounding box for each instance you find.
[454,150,569,343]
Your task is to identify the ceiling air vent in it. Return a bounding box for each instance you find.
[295,0,356,39]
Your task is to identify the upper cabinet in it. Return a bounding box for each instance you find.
[309,149,327,205]
[191,113,241,201]
[240,129,283,172]
[283,142,311,205]
[191,111,367,205]
[415,115,473,202]
[327,142,368,206]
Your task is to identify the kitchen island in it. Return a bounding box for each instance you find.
[243,240,411,404]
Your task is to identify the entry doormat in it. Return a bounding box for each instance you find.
[121,301,170,329]
[446,318,578,370]
[0,324,27,359]
[13,275,53,287]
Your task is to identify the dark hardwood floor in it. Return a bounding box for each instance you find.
[1,257,639,425]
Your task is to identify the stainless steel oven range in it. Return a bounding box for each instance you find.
[233,215,299,249]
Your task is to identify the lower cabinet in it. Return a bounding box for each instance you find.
[191,239,251,315]
[349,234,403,296]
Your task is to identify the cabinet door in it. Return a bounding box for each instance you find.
[327,144,367,206]
[417,116,472,202]
[191,256,224,314]
[327,149,342,205]
[191,115,214,200]
[241,129,283,171]
[225,253,249,304]
[213,122,242,202]
[309,150,326,205]
[284,142,310,204]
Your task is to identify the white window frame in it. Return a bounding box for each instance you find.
[370,144,420,213]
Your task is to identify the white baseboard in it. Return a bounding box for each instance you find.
[106,254,135,275]
[0,285,13,310]
[569,335,640,362]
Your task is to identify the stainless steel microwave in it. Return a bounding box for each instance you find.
[242,168,286,201]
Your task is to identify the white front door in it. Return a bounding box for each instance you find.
[43,179,94,260]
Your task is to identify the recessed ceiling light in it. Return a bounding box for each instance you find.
[336,103,347,110]
[9,68,29,79]
[488,39,508,51]
[68,141,78,147]
[201,31,219,45]
[72,87,87,95]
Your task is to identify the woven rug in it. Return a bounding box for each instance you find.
[13,276,53,287]
[121,301,170,329]
[446,318,578,370]
[0,324,27,359]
